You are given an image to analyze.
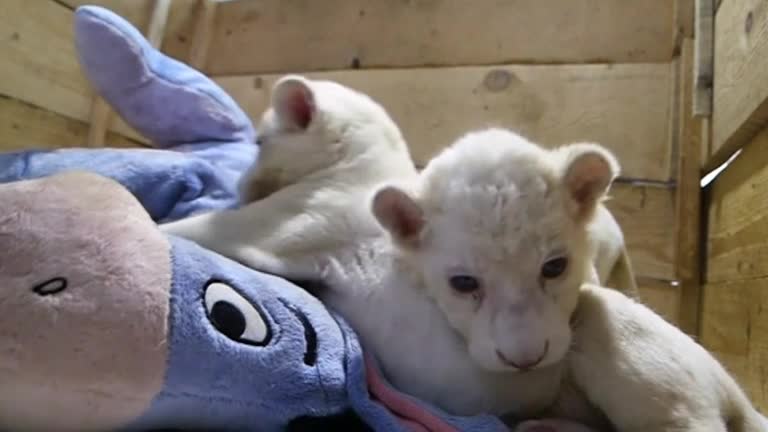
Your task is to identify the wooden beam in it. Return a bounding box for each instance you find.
[674,39,704,336]
[709,0,768,171]
[693,0,714,117]
[0,95,144,151]
[206,0,677,75]
[215,62,675,181]
[188,0,217,71]
[85,98,112,147]
[706,126,768,284]
[145,0,171,47]
[675,0,696,40]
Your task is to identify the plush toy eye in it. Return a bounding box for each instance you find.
[32,277,68,296]
[449,275,481,293]
[204,281,270,346]
[541,257,569,279]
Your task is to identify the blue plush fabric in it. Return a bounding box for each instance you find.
[0,3,258,224]
[0,5,510,432]
[0,146,253,223]
[126,237,349,431]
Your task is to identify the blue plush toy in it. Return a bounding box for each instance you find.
[0,6,510,432]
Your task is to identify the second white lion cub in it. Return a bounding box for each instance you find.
[161,74,418,280]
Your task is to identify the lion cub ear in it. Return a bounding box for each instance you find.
[271,75,316,131]
[558,143,619,223]
[371,185,425,249]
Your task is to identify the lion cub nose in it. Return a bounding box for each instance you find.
[496,340,550,371]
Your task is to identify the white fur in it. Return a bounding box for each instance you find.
[159,79,757,431]
[553,284,766,432]
[161,75,417,280]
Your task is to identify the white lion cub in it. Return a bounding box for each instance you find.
[160,75,418,280]
[376,128,762,431]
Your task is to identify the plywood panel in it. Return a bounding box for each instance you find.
[206,0,676,75]
[0,0,92,124]
[216,63,674,181]
[701,278,768,411]
[706,127,768,284]
[59,0,154,27]
[711,0,768,170]
[0,96,143,151]
[605,185,676,281]
[0,0,148,145]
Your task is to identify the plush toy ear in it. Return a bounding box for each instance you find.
[372,186,425,248]
[271,75,316,131]
[559,143,619,222]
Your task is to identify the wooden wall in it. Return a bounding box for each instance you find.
[0,0,700,330]
[699,0,768,412]
[0,0,148,150]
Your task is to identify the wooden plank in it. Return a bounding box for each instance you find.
[706,126,768,284]
[188,0,217,70]
[701,278,768,411]
[675,0,696,39]
[710,0,768,171]
[86,98,112,148]
[0,0,148,146]
[216,63,674,181]
[674,39,704,336]
[693,0,714,116]
[59,0,153,27]
[206,0,676,75]
[605,185,677,281]
[637,278,682,328]
[0,96,143,151]
[0,0,92,125]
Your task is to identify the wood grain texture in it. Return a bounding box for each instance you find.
[0,0,92,125]
[1,0,148,145]
[0,96,143,151]
[216,63,674,181]
[59,0,154,27]
[706,126,768,284]
[674,39,704,336]
[710,0,768,170]
[205,0,676,75]
[701,278,768,411]
[605,185,676,281]
[187,0,217,70]
[676,0,696,39]
[693,0,714,116]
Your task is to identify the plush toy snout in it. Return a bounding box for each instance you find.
[0,172,171,431]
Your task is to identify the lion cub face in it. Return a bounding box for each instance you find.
[372,129,619,372]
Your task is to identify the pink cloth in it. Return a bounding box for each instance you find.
[364,353,459,432]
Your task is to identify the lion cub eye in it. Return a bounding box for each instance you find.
[541,257,569,279]
[449,275,481,293]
